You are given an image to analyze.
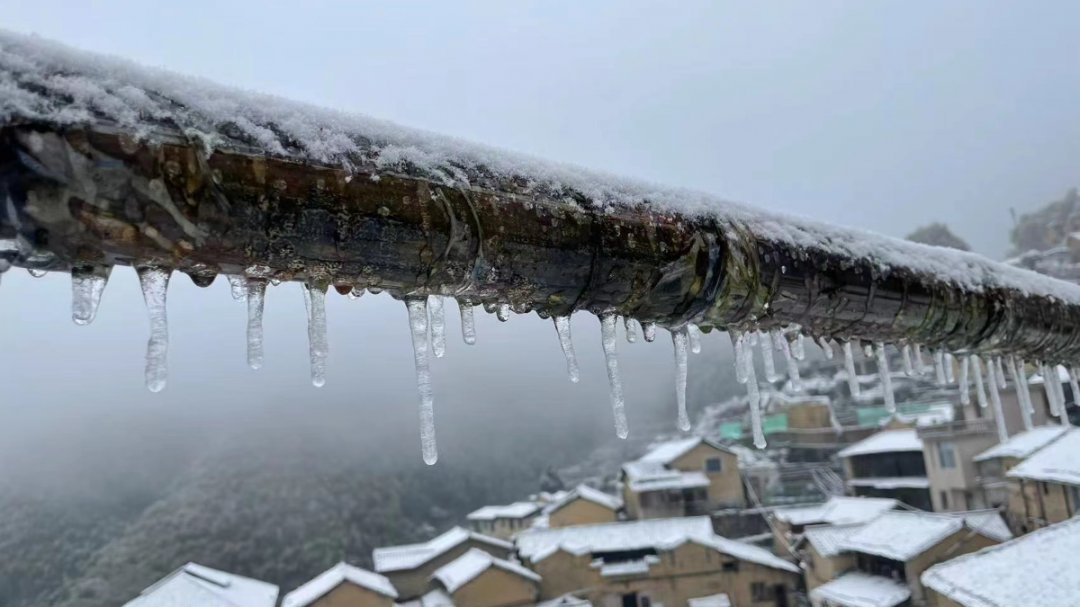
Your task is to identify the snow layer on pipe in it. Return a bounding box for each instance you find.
[4,30,1080,306]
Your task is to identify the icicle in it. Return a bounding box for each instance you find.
[270,278,281,286]
[554,316,580,383]
[773,330,801,391]
[71,266,111,326]
[902,345,916,377]
[959,356,971,406]
[934,350,947,386]
[1042,364,1061,417]
[1053,366,1070,426]
[459,302,477,345]
[875,343,895,413]
[843,341,860,397]
[791,332,806,361]
[972,356,989,409]
[137,267,170,393]
[816,336,834,360]
[986,361,1008,442]
[760,332,780,382]
[246,278,267,370]
[914,344,928,375]
[428,295,446,358]
[226,275,247,301]
[406,298,438,465]
[944,353,956,384]
[600,314,629,439]
[496,304,511,322]
[1018,359,1035,414]
[672,328,690,431]
[624,317,639,343]
[1006,356,1033,431]
[745,348,766,449]
[303,284,328,388]
[27,268,46,278]
[688,324,703,354]
[642,322,657,343]
[1068,367,1080,424]
[732,331,748,384]
[996,357,1008,390]
[863,343,874,358]
[347,287,364,300]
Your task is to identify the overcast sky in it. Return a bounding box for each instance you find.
[2,1,1078,471]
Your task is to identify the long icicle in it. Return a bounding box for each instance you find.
[972,355,989,410]
[817,336,834,360]
[774,330,801,391]
[459,301,477,345]
[246,278,267,370]
[137,267,170,393]
[1006,356,1033,431]
[944,353,956,384]
[428,295,446,358]
[996,357,1008,390]
[624,317,639,344]
[1042,363,1060,417]
[600,314,629,439]
[760,331,780,382]
[902,344,916,377]
[1018,359,1035,414]
[914,344,928,376]
[1052,365,1070,426]
[843,341,860,398]
[933,349,947,386]
[986,360,1008,442]
[554,315,580,383]
[875,343,895,413]
[71,266,111,326]
[959,356,971,406]
[672,328,690,431]
[406,298,438,465]
[744,344,766,449]
[303,283,328,387]
[733,331,748,384]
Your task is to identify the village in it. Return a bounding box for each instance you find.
[121,326,1080,607]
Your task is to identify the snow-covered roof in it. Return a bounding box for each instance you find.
[921,517,1080,607]
[638,437,730,465]
[809,572,911,607]
[281,563,396,607]
[466,501,540,521]
[839,511,1008,562]
[1007,428,1080,485]
[846,477,930,489]
[802,523,867,557]
[772,496,898,526]
[687,594,732,607]
[397,588,455,607]
[623,466,711,492]
[1027,365,1070,385]
[597,558,655,578]
[431,548,539,593]
[837,429,923,458]
[515,517,797,572]
[544,484,622,514]
[974,425,1069,462]
[536,594,593,607]
[6,31,1077,307]
[123,563,278,607]
[372,527,512,573]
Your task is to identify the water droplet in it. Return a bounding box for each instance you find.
[137,267,170,393]
[71,265,111,325]
[303,283,328,387]
[27,268,46,278]
[347,287,364,300]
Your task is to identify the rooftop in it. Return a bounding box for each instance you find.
[281,563,396,607]
[839,511,1009,562]
[837,429,923,458]
[687,593,732,607]
[809,572,912,607]
[545,484,622,514]
[922,517,1080,607]
[802,523,868,557]
[432,548,540,593]
[466,501,541,521]
[772,496,898,527]
[638,436,730,465]
[974,426,1068,462]
[1007,428,1080,485]
[372,527,512,573]
[846,477,930,490]
[123,563,278,607]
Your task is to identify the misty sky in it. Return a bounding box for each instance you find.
[2,2,1079,471]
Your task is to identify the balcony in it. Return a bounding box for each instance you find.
[917,418,997,440]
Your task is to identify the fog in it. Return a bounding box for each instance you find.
[2,1,1079,483]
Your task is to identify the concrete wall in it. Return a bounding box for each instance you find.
[448,567,539,607]
[903,530,1001,605]
[786,403,833,430]
[803,545,855,592]
[385,540,512,600]
[548,498,618,528]
[923,432,996,512]
[926,587,967,607]
[303,582,395,607]
[529,542,798,607]
[1007,478,1078,533]
[670,443,746,509]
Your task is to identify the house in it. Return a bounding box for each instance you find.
[800,523,869,592]
[917,418,999,512]
[807,510,1011,606]
[972,425,1067,511]
[122,562,278,607]
[770,496,897,558]
[837,426,933,510]
[514,516,800,607]
[620,437,746,520]
[921,516,1080,607]
[541,484,622,528]
[427,548,541,607]
[372,527,513,600]
[282,562,397,607]
[1004,427,1080,533]
[466,502,542,539]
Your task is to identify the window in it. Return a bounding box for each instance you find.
[937,441,957,469]
[705,457,723,473]
[940,490,949,510]
[1043,482,1051,495]
[751,582,767,602]
[722,561,739,572]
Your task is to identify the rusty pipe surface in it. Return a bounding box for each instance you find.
[3,123,1080,365]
